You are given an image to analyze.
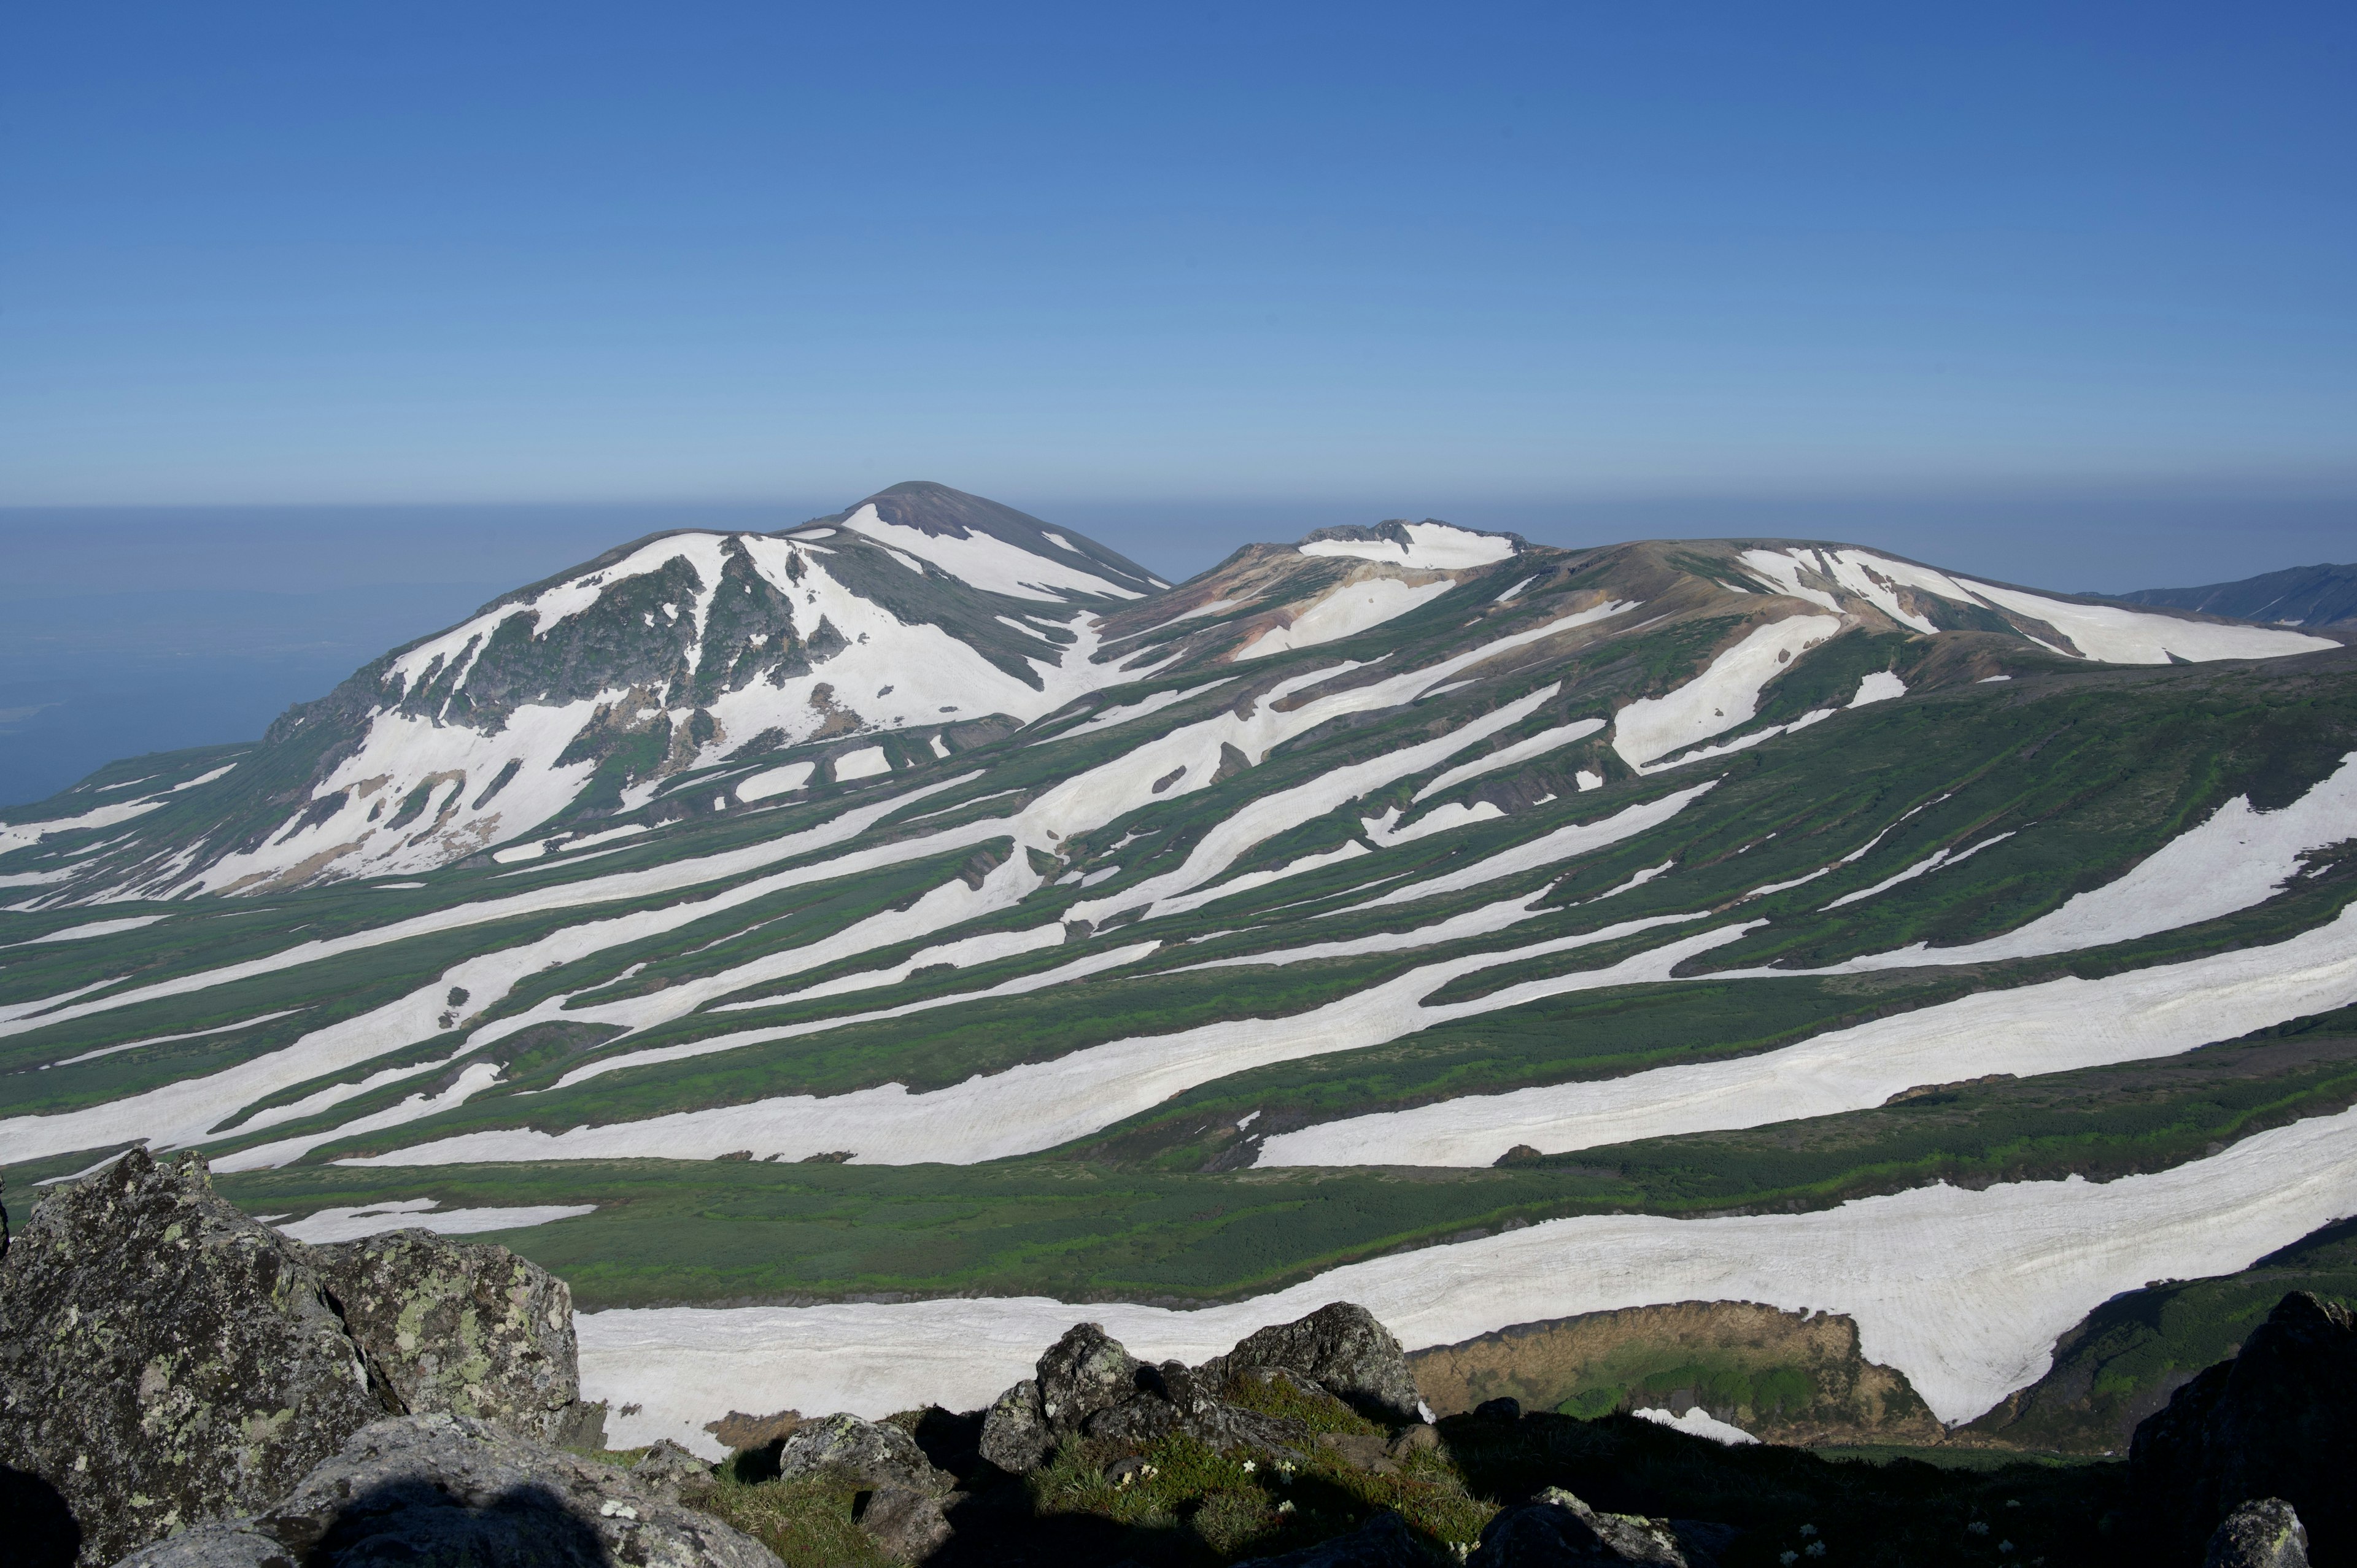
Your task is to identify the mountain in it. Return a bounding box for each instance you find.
[4,487,2355,1463]
[2106,561,2357,629]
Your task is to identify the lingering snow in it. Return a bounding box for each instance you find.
[1849,671,1907,708]
[1256,899,2357,1169]
[1640,707,1834,774]
[832,747,892,781]
[1493,576,1535,603]
[838,504,1144,600]
[1635,1408,1757,1445]
[1610,616,1841,770]
[172,764,238,792]
[275,1197,595,1245]
[214,1060,510,1170]
[1298,523,1519,570]
[1368,801,1506,846]
[1413,718,1608,802]
[1034,679,1238,744]
[0,794,170,855]
[491,841,548,864]
[738,762,816,802]
[1831,752,2357,967]
[577,1105,2357,1451]
[562,824,648,852]
[3,916,167,947]
[1147,841,1374,921]
[1574,770,1603,792]
[46,1010,308,1068]
[1821,832,2015,910]
[346,921,1738,1169]
[1172,892,1546,973]
[1347,783,1719,913]
[1235,577,1457,660]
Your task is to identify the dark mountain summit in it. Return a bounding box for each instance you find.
[2107,562,2357,630]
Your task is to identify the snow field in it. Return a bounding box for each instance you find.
[275,1198,597,1246]
[1254,899,2357,1168]
[1820,832,2014,911]
[577,1104,2357,1452]
[1610,616,1841,769]
[1635,1408,1756,1445]
[347,918,1735,1170]
[833,746,892,782]
[0,794,171,855]
[1297,523,1519,570]
[838,505,1144,600]
[1348,782,1719,913]
[737,761,816,802]
[1236,577,1457,660]
[1412,717,1607,803]
[1,915,168,948]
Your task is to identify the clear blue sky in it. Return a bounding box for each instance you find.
[1,2,2351,557]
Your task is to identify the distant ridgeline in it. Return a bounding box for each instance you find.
[2103,560,2357,631]
[2,480,2353,1461]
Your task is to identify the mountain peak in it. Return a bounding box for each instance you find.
[1298,519,1524,570]
[805,481,1168,601]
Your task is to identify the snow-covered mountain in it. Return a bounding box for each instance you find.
[5,486,2353,1461]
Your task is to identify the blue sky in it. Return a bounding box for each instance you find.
[2,2,2350,525]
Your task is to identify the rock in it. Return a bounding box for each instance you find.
[301,1229,587,1443]
[773,1412,950,1494]
[978,1378,1055,1474]
[629,1438,710,1498]
[0,1149,384,1567]
[1184,1401,1312,1457]
[1214,1303,1426,1424]
[856,1484,954,1561]
[1235,1510,1428,1567]
[2131,1291,2356,1562]
[111,1413,778,1568]
[1035,1321,1144,1435]
[1388,1423,1440,1459]
[2207,1500,2309,1568]
[1476,1396,1523,1423]
[1469,1486,1689,1566]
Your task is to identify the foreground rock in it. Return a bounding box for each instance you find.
[1212,1302,1428,1425]
[2205,1500,2309,1568]
[1469,1486,1689,1566]
[2131,1291,2355,1562]
[1236,1510,1428,1567]
[301,1229,593,1445]
[113,1413,779,1568]
[0,1149,382,1567]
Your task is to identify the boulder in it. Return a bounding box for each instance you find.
[629,1439,711,1499]
[2130,1292,2356,1563]
[1035,1321,1144,1435]
[773,1412,950,1494]
[109,1413,779,1568]
[977,1378,1055,1475]
[0,1149,384,1567]
[1235,1510,1428,1567]
[2207,1500,2309,1568]
[1213,1303,1427,1424]
[854,1484,954,1562]
[300,1229,587,1443]
[1469,1487,1689,1567]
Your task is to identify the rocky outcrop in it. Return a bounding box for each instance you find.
[1235,1509,1429,1567]
[2206,1500,2309,1568]
[977,1306,1423,1477]
[2131,1291,2355,1564]
[772,1412,949,1494]
[0,1149,383,1567]
[301,1229,588,1445]
[112,1413,779,1568]
[1469,1487,1689,1566]
[1407,1300,1939,1446]
[1213,1303,1428,1425]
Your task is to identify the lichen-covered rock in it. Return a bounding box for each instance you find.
[300,1229,584,1442]
[1213,1303,1427,1425]
[2207,1500,2309,1568]
[0,1148,384,1567]
[1035,1321,1143,1435]
[977,1378,1053,1475]
[111,1413,778,1568]
[629,1439,711,1499]
[772,1412,949,1494]
[2131,1291,2356,1563]
[1469,1486,1689,1566]
[854,1484,953,1562]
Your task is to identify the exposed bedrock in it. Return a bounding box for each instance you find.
[1406,1300,1940,1446]
[112,1413,780,1568]
[0,1149,605,1567]
[977,1302,1425,1477]
[2205,1499,2311,1568]
[1468,1485,1694,1567]
[2130,1291,2355,1565]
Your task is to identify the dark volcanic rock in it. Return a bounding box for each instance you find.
[1235,1509,1428,1567]
[1036,1321,1144,1435]
[977,1377,1054,1474]
[2131,1291,2356,1563]
[0,1149,383,1567]
[773,1412,950,1494]
[112,1413,779,1568]
[1213,1303,1428,1424]
[1469,1486,1690,1566]
[2207,1500,2310,1568]
[301,1229,585,1443]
